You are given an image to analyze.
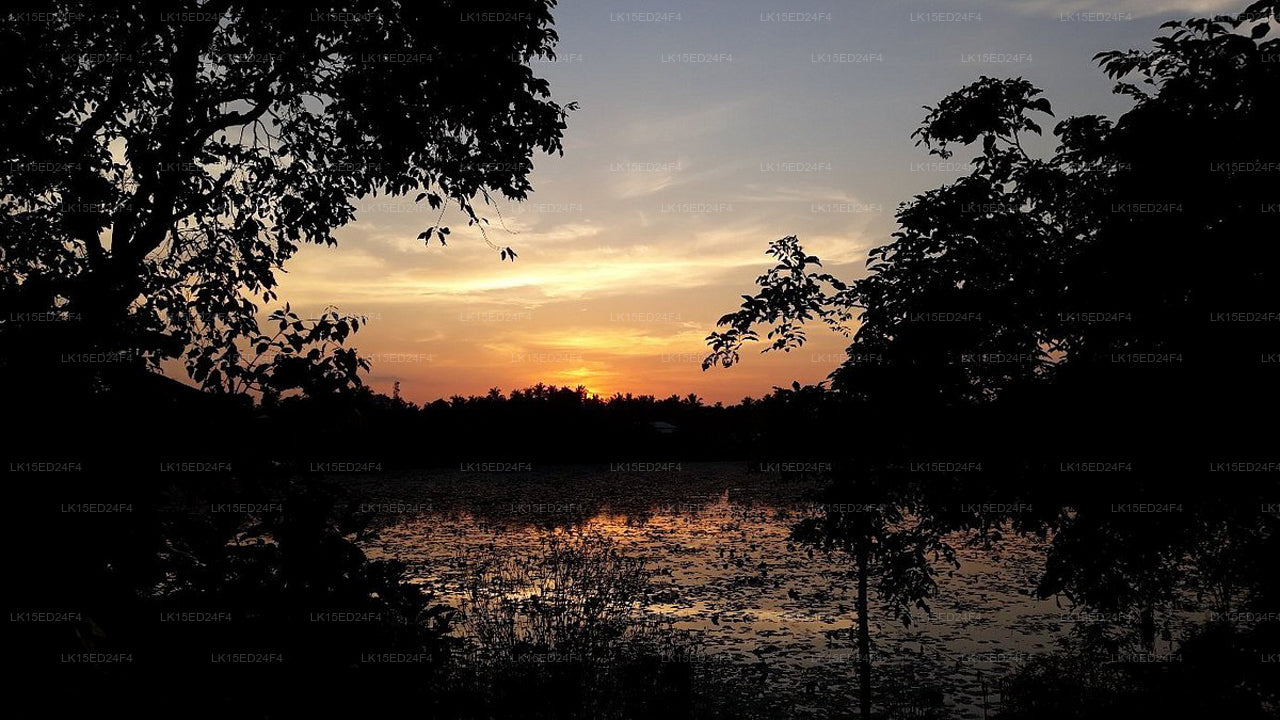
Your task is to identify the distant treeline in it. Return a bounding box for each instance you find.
[256,381,846,469]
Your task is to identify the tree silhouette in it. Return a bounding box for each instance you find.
[791,464,957,720]
[706,1,1280,714]
[0,0,575,397]
[1,3,579,715]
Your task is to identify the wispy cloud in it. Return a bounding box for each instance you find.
[1003,0,1243,18]
[616,100,753,146]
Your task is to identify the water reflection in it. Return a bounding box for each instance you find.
[345,462,1184,719]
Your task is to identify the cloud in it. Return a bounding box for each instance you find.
[616,100,751,146]
[279,214,868,307]
[1002,0,1244,18]
[731,184,871,205]
[484,326,712,359]
[482,219,605,247]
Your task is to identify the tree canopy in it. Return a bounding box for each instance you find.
[0,0,575,395]
[705,3,1280,715]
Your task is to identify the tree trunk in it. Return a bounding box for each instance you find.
[856,544,872,720]
[1139,606,1155,652]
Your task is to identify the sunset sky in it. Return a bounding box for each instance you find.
[272,0,1241,404]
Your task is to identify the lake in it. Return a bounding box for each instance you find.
[339,461,1179,719]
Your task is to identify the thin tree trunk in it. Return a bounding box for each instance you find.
[1139,606,1155,652]
[856,544,871,720]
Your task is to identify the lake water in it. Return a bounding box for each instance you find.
[343,462,1171,719]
